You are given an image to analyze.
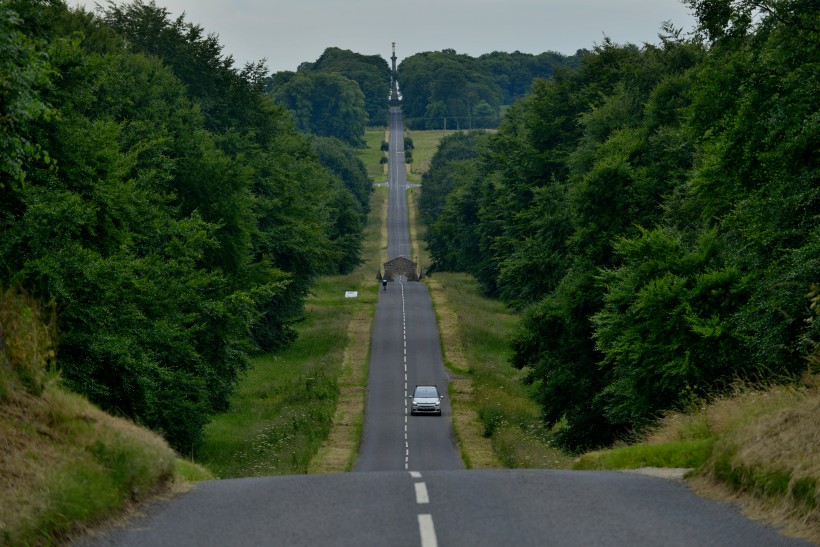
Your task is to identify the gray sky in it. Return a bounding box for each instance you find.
[72,1,697,73]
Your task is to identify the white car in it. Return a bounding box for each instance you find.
[409,385,442,416]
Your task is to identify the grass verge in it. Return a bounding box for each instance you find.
[357,127,388,183]
[196,188,385,477]
[309,188,386,473]
[425,274,573,469]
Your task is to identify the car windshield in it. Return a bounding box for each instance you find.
[415,387,438,398]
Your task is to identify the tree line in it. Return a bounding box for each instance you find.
[0,0,370,451]
[398,49,584,130]
[266,47,392,147]
[264,46,585,142]
[420,0,819,451]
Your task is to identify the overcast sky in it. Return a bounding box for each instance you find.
[71,0,697,73]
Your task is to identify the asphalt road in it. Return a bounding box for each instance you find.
[77,107,809,547]
[355,106,463,472]
[79,469,806,547]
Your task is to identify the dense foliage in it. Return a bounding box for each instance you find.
[298,47,391,127]
[268,70,368,147]
[421,2,819,451]
[266,47,390,145]
[0,0,366,451]
[397,49,584,130]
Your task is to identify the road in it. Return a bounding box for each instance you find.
[355,106,463,472]
[79,107,808,547]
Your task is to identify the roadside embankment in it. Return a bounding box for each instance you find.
[575,377,820,544]
[0,287,211,545]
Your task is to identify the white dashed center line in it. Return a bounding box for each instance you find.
[401,279,409,470]
[418,514,438,547]
[414,482,429,504]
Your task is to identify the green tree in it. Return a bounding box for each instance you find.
[0,6,53,185]
[398,50,502,129]
[0,0,366,452]
[301,46,391,126]
[270,71,367,146]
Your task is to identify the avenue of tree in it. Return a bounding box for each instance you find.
[420,0,819,450]
[4,0,816,459]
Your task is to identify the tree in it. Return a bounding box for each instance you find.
[0,6,54,185]
[0,0,367,452]
[398,50,502,129]
[270,71,367,146]
[301,47,391,127]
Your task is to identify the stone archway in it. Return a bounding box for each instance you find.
[383,256,418,281]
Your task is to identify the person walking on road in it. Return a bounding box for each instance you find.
[382,279,387,291]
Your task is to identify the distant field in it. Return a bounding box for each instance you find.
[405,129,446,177]
[357,127,388,182]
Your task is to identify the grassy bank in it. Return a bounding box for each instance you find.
[573,378,820,543]
[196,188,385,477]
[0,288,213,545]
[424,273,573,470]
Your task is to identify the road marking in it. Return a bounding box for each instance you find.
[409,471,422,478]
[418,514,438,547]
[414,482,429,504]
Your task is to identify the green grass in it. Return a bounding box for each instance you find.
[195,325,345,477]
[196,266,378,479]
[175,458,215,481]
[573,440,714,471]
[404,129,446,177]
[357,127,388,182]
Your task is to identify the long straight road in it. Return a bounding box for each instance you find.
[80,106,808,547]
[355,106,463,472]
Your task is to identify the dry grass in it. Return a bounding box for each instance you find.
[691,378,820,544]
[0,387,177,544]
[426,277,501,469]
[630,376,820,544]
[307,311,371,473]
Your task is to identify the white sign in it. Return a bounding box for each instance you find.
[345,291,358,298]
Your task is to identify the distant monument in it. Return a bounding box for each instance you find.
[390,42,401,106]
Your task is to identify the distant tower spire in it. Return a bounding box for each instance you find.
[390,42,400,105]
